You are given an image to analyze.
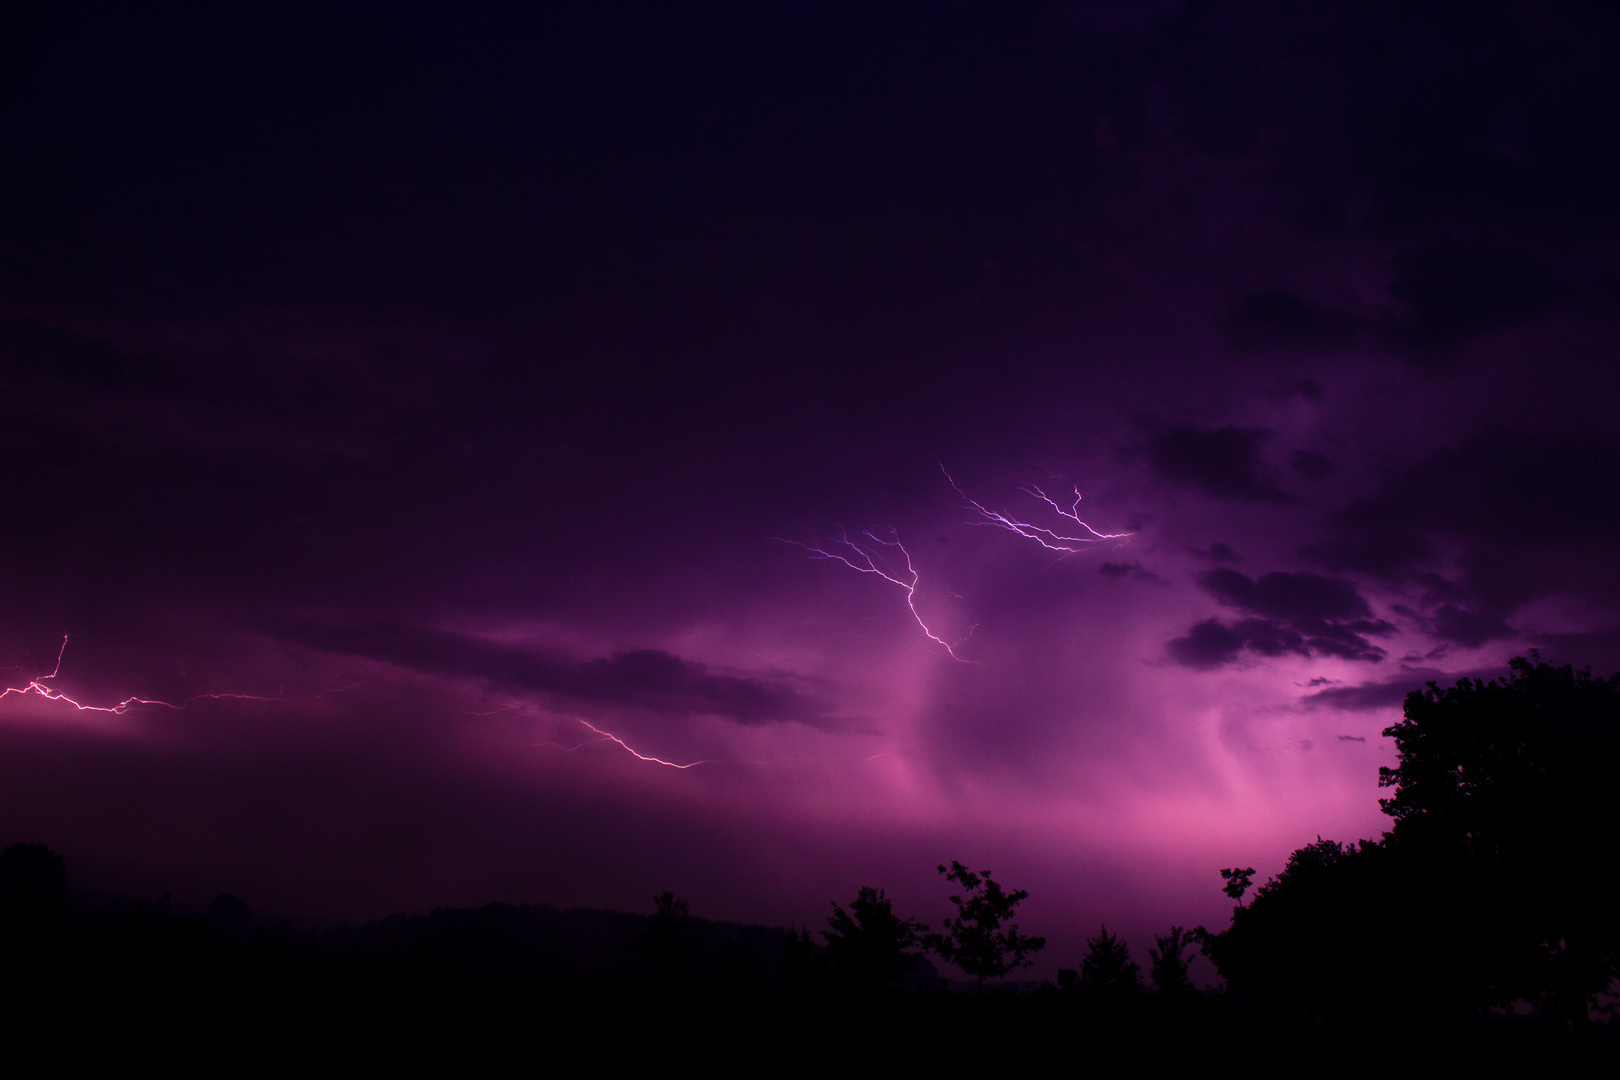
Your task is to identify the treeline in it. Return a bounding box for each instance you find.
[1,655,1615,1059]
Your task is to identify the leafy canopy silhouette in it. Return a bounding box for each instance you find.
[1080,924,1140,996]
[922,861,1045,995]
[824,886,928,993]
[1379,654,1620,1023]
[1148,926,1195,995]
[1204,655,1620,1027]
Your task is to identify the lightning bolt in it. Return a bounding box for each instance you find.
[568,718,715,769]
[0,635,339,715]
[941,464,1131,554]
[778,526,976,661]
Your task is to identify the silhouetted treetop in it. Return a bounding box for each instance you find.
[1380,653,1618,846]
[1379,654,1620,1024]
[824,886,927,993]
[1218,867,1255,906]
[922,861,1044,995]
[1080,924,1140,996]
[1149,927,1194,996]
[644,891,696,986]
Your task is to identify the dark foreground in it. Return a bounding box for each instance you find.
[1,902,1612,1073]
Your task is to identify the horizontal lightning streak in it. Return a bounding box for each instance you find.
[1,636,282,715]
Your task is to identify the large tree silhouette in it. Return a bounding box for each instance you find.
[1380,654,1620,1024]
[1204,655,1620,1026]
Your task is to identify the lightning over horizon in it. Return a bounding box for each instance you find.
[0,636,282,716]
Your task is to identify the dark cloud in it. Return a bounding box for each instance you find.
[1166,619,1246,670]
[1383,241,1559,361]
[1221,291,1362,355]
[1170,569,1393,669]
[278,622,841,729]
[1303,674,1428,712]
[1230,617,1308,659]
[1529,628,1620,674]
[1336,735,1366,742]
[1197,569,1370,622]
[1431,605,1515,649]
[1167,614,1389,670]
[1293,618,1396,662]
[1145,425,1295,503]
[1098,560,1166,585]
[1302,664,1507,711]
[1289,449,1333,480]
[1305,428,1620,623]
[1192,543,1241,563]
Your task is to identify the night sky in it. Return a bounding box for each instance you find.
[4,2,1619,976]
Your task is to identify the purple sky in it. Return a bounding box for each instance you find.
[4,2,1620,978]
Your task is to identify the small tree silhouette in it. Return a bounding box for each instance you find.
[644,891,695,986]
[1148,926,1195,995]
[922,861,1045,996]
[652,891,689,920]
[1080,924,1141,996]
[824,886,927,993]
[1219,867,1255,906]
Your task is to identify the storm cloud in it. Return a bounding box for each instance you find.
[1145,425,1295,503]
[279,622,842,729]
[1168,569,1394,669]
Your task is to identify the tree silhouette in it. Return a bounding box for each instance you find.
[1218,867,1255,906]
[1204,655,1620,1027]
[0,843,66,931]
[643,891,695,987]
[824,886,927,993]
[922,861,1045,995]
[1148,926,1194,995]
[1379,654,1620,1025]
[652,891,689,921]
[1080,924,1140,996]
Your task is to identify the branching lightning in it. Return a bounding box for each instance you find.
[1,636,280,715]
[778,527,976,661]
[941,464,1132,554]
[780,469,1129,659]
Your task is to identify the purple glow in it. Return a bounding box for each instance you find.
[0,4,1615,986]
